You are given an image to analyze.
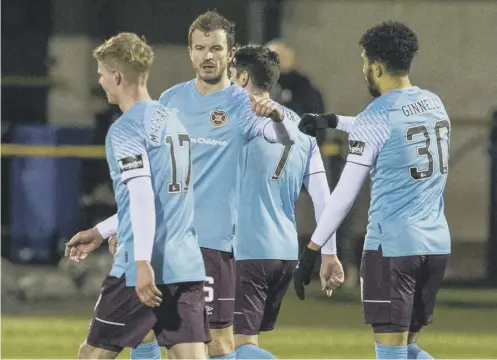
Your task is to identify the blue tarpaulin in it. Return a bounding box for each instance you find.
[10,126,92,264]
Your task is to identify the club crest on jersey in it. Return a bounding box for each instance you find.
[349,141,365,156]
[210,109,228,127]
[118,155,144,173]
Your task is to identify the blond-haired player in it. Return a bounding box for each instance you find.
[66,32,209,359]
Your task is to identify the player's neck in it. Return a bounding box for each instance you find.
[380,75,412,95]
[250,89,270,98]
[118,85,152,112]
[195,75,231,95]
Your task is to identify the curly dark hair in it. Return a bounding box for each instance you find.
[233,44,280,91]
[188,11,236,49]
[359,21,419,75]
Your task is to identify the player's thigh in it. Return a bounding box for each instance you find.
[360,249,421,327]
[86,275,155,352]
[410,254,450,330]
[153,281,211,350]
[201,248,236,325]
[260,260,297,332]
[234,260,269,335]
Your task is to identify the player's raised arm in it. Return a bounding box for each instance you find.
[238,92,298,145]
[299,113,357,137]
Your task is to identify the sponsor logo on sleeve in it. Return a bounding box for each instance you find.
[348,140,365,156]
[118,155,144,173]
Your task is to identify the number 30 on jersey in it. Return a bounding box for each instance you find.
[406,120,450,181]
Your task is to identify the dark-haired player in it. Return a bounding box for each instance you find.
[295,21,451,359]
[230,44,339,359]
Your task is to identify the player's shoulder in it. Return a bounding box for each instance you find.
[143,101,181,122]
[143,101,185,141]
[159,79,195,104]
[415,88,449,113]
[111,101,148,131]
[357,89,410,127]
[414,86,442,102]
[229,83,251,104]
[367,89,403,113]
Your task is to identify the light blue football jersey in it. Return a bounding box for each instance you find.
[234,107,323,260]
[347,86,451,257]
[159,81,289,253]
[106,100,205,286]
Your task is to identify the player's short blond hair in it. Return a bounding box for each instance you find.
[93,32,155,83]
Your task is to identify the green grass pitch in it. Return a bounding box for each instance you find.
[2,286,497,358]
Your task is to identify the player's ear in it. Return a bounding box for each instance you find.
[241,71,249,88]
[228,47,236,64]
[115,72,122,86]
[373,62,383,78]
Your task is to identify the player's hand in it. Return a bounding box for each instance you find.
[65,228,104,262]
[249,93,284,122]
[293,246,321,300]
[319,254,345,297]
[135,261,162,308]
[298,113,338,137]
[108,235,118,255]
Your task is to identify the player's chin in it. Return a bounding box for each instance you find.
[106,95,118,105]
[199,72,223,84]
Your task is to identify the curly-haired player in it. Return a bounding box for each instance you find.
[295,21,451,360]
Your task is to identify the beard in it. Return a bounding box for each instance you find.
[195,62,227,85]
[365,67,381,98]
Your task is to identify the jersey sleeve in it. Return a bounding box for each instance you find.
[237,95,298,144]
[303,138,329,222]
[95,214,118,238]
[310,161,370,247]
[336,115,356,133]
[321,233,337,255]
[347,108,391,166]
[108,121,151,182]
[128,176,156,261]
